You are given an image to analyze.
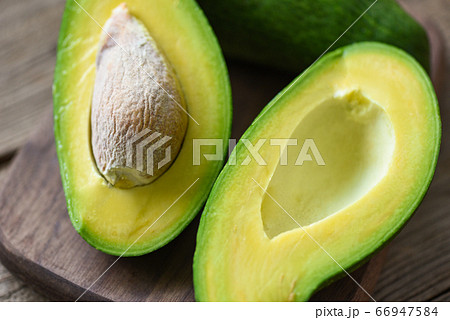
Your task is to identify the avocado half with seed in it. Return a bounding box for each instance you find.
[193,43,440,301]
[53,0,231,256]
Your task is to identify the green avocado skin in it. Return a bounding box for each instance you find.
[193,42,441,301]
[197,0,430,73]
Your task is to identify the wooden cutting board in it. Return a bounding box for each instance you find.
[0,111,388,302]
[0,9,445,302]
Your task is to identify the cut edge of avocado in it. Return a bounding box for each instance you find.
[53,0,232,256]
[193,42,440,301]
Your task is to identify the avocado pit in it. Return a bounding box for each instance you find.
[91,3,188,188]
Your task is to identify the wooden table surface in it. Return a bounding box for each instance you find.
[0,0,449,301]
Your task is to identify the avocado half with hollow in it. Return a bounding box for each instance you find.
[193,43,440,301]
[53,0,231,256]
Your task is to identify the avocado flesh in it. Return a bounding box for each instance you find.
[193,43,440,301]
[53,0,231,256]
[197,0,430,72]
[262,91,395,239]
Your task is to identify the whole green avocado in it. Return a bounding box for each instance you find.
[197,0,430,72]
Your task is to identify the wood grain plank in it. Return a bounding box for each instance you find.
[0,162,10,181]
[0,0,64,158]
[373,0,450,302]
[0,162,49,302]
[431,289,450,302]
[0,263,48,302]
